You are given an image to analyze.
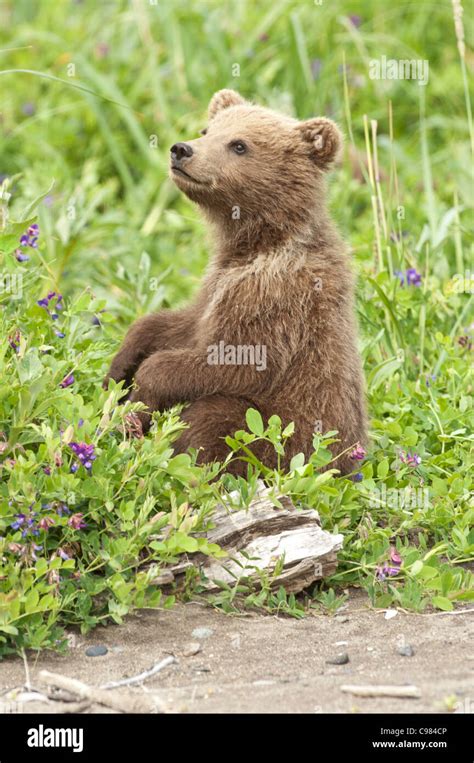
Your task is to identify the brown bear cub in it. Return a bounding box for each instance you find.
[105,89,367,476]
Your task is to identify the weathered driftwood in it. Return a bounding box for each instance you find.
[152,483,343,595]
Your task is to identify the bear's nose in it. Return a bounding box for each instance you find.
[170,142,193,161]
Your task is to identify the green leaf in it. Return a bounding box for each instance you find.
[290,452,305,470]
[24,590,39,613]
[245,408,264,436]
[20,180,55,220]
[0,624,19,635]
[410,560,424,576]
[432,596,454,612]
[169,532,198,553]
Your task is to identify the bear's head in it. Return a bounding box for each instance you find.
[169,89,342,244]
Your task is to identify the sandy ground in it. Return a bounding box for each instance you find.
[1,591,473,714]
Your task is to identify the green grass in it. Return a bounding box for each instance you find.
[0,0,472,654]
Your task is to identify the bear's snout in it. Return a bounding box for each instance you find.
[170,142,193,163]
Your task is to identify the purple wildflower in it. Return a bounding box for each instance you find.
[37,291,63,314]
[11,513,26,530]
[394,269,405,286]
[394,268,422,287]
[376,565,400,581]
[10,510,40,538]
[350,443,366,460]
[31,543,43,561]
[348,14,361,27]
[406,268,422,286]
[68,512,87,530]
[399,451,421,467]
[8,331,21,353]
[353,472,364,482]
[43,465,51,475]
[17,223,39,255]
[14,248,30,262]
[58,547,71,560]
[60,373,74,388]
[54,329,65,338]
[56,503,70,517]
[91,308,106,327]
[38,517,55,531]
[22,515,40,538]
[376,546,402,581]
[390,547,402,565]
[69,441,96,471]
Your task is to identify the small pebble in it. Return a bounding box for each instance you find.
[192,627,214,639]
[326,652,350,665]
[398,644,415,657]
[85,645,108,657]
[335,615,349,623]
[182,642,201,657]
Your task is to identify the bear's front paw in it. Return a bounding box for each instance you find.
[128,366,156,432]
[124,411,148,437]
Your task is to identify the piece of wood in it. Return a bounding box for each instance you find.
[340,684,421,698]
[150,482,343,595]
[38,670,164,713]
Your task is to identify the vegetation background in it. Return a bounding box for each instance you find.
[0,0,472,656]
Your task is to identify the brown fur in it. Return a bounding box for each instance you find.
[105,90,367,476]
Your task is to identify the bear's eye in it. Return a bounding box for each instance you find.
[230,140,247,155]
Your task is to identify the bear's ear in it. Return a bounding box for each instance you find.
[297,117,343,171]
[208,89,246,121]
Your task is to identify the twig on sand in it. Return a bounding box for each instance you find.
[39,669,164,713]
[100,655,176,689]
[427,607,474,616]
[340,684,421,698]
